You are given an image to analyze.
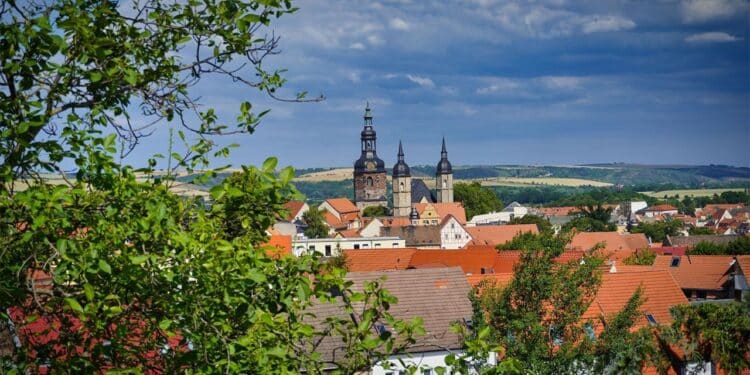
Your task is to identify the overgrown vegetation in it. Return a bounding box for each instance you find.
[454,182,504,220]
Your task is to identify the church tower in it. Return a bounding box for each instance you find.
[392,141,412,217]
[353,103,387,210]
[435,137,454,203]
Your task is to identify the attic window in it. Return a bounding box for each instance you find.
[463,317,474,330]
[374,323,390,336]
[583,322,596,340]
[645,313,657,326]
[670,257,681,267]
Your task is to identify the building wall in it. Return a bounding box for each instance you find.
[359,219,383,237]
[353,171,387,207]
[292,237,406,257]
[436,173,453,203]
[392,176,412,217]
[440,217,471,249]
[372,350,495,375]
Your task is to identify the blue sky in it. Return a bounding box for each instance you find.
[134,0,749,169]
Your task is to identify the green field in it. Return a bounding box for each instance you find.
[640,188,746,198]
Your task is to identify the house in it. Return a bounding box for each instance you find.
[652,255,736,301]
[439,215,472,249]
[413,202,467,226]
[568,232,649,261]
[638,204,679,218]
[292,236,406,257]
[664,234,741,249]
[358,216,412,238]
[734,256,750,300]
[466,202,529,226]
[409,247,511,275]
[283,200,309,222]
[274,200,310,236]
[319,198,362,233]
[466,224,539,247]
[303,267,486,374]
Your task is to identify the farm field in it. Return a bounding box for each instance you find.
[640,188,746,198]
[477,177,612,187]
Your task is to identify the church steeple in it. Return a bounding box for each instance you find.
[353,103,387,210]
[436,137,454,203]
[392,140,412,217]
[393,140,410,178]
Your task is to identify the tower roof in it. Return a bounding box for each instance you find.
[392,141,411,178]
[436,137,452,175]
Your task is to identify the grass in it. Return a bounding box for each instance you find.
[477,177,612,187]
[640,188,746,198]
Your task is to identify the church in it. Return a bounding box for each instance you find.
[352,104,454,215]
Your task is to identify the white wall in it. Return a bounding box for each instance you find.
[440,217,472,249]
[372,350,459,375]
[292,237,406,256]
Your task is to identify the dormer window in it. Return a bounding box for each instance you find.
[645,313,657,326]
[670,257,681,267]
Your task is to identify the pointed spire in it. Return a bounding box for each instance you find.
[393,140,410,178]
[436,137,452,175]
[441,137,447,156]
[398,140,404,160]
[364,102,372,119]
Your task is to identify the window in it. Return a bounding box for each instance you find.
[451,223,455,229]
[308,245,315,252]
[480,267,486,275]
[423,369,432,375]
[549,325,564,345]
[353,244,360,249]
[645,313,657,326]
[442,178,447,188]
[324,245,332,257]
[670,256,681,267]
[392,242,399,247]
[584,322,596,340]
[400,181,404,190]
[697,290,707,299]
[375,243,381,248]
[366,177,373,186]
[362,243,369,248]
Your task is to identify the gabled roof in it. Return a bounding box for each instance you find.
[323,211,346,230]
[583,269,688,333]
[380,225,442,247]
[665,234,740,248]
[411,179,436,204]
[642,204,678,212]
[536,206,578,217]
[652,254,735,291]
[324,198,359,214]
[414,202,467,224]
[283,200,307,221]
[736,255,750,276]
[568,232,649,261]
[336,229,361,238]
[466,224,539,246]
[343,248,418,272]
[304,267,473,363]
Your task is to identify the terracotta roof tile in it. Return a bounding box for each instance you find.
[536,206,578,216]
[652,254,735,290]
[569,232,649,261]
[466,273,515,287]
[283,200,306,221]
[410,247,502,274]
[336,229,361,238]
[324,198,359,214]
[343,248,418,272]
[643,204,678,212]
[466,224,539,246]
[262,234,292,258]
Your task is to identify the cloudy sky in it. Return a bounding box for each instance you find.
[137,0,749,168]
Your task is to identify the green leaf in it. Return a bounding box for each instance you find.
[65,298,84,314]
[84,283,95,301]
[262,157,278,172]
[279,166,294,183]
[130,255,148,265]
[159,319,172,330]
[90,72,103,82]
[98,259,112,274]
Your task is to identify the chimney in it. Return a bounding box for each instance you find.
[609,260,617,273]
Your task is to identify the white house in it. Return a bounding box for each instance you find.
[292,236,405,257]
[440,215,472,249]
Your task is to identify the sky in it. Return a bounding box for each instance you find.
[132,0,749,169]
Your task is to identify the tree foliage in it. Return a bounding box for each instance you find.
[507,215,553,234]
[362,205,388,218]
[0,0,421,373]
[562,203,617,232]
[302,208,329,239]
[630,219,683,243]
[454,182,504,220]
[689,237,750,255]
[623,248,657,266]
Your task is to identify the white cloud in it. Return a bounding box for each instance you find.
[406,74,435,88]
[349,42,366,50]
[581,15,636,34]
[390,17,411,31]
[685,31,741,42]
[682,0,749,23]
[346,71,361,83]
[476,79,520,94]
[367,34,385,46]
[539,76,582,90]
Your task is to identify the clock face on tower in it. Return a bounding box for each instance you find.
[366,161,375,171]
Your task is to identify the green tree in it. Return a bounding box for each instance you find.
[303,208,329,239]
[623,248,657,266]
[454,182,504,220]
[561,203,616,232]
[688,227,715,235]
[508,215,553,233]
[0,1,420,373]
[666,302,750,374]
[689,237,750,255]
[362,205,389,217]
[630,219,683,243]
[480,231,660,373]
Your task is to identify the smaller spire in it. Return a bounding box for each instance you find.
[398,140,404,159]
[441,137,447,156]
[364,102,372,119]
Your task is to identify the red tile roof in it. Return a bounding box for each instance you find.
[337,229,361,238]
[324,198,359,214]
[466,224,539,246]
[583,269,688,334]
[466,273,515,287]
[262,234,292,258]
[410,247,502,274]
[569,232,649,261]
[652,255,735,291]
[643,204,678,212]
[343,248,418,272]
[282,200,306,221]
[536,206,578,216]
